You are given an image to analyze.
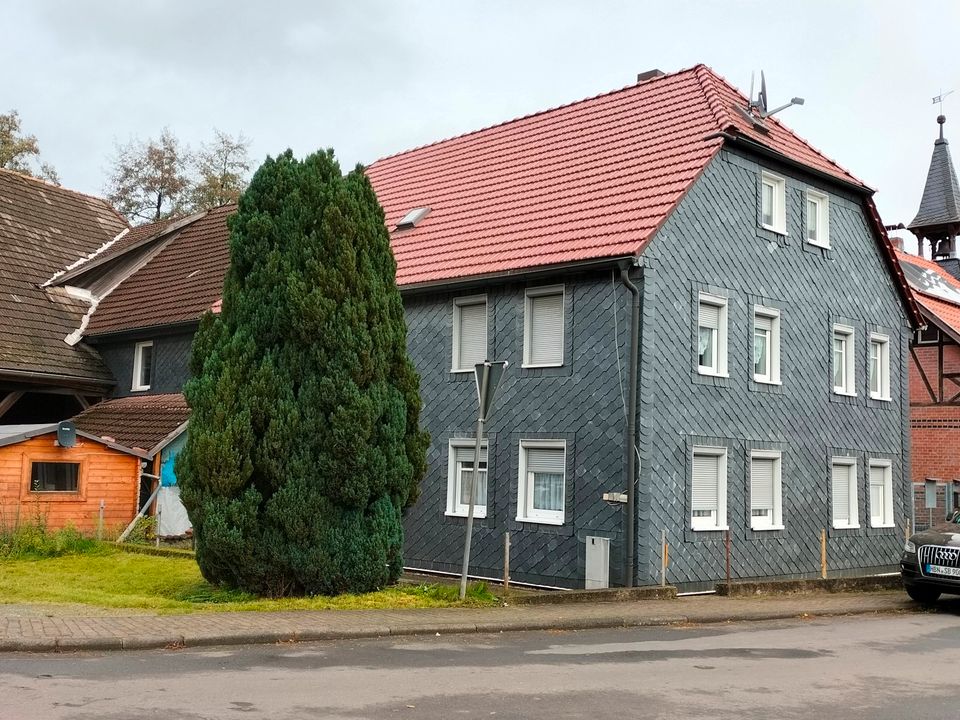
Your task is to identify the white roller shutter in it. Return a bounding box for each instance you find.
[528,292,564,365]
[751,458,775,513]
[699,302,719,330]
[832,463,852,526]
[457,301,487,369]
[692,453,719,512]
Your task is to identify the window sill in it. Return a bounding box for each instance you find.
[870,523,896,529]
[449,368,475,375]
[753,377,782,386]
[751,524,785,532]
[832,524,861,530]
[833,390,857,398]
[761,224,788,236]
[521,362,564,370]
[806,240,831,250]
[131,386,151,393]
[515,515,564,526]
[869,394,892,402]
[697,369,729,378]
[692,525,729,532]
[446,509,487,520]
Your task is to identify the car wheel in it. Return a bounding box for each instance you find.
[906,586,941,604]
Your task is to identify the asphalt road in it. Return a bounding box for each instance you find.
[1,612,958,720]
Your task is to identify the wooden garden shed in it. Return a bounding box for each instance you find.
[0,424,148,536]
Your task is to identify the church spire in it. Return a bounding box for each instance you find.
[909,115,960,258]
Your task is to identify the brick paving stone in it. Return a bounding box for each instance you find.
[0,590,929,653]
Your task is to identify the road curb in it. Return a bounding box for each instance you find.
[0,602,917,653]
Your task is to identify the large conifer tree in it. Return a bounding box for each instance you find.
[177,149,429,597]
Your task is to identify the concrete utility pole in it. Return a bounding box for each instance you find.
[459,360,508,600]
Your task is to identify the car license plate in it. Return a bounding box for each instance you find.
[925,564,960,577]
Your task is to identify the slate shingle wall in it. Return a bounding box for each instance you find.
[402,275,634,588]
[636,148,911,589]
[96,330,194,398]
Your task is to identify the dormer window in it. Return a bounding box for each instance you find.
[396,207,431,230]
[761,171,786,234]
[132,341,153,392]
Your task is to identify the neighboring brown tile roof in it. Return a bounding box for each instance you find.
[86,206,234,335]
[0,168,128,384]
[73,393,189,453]
[897,249,960,340]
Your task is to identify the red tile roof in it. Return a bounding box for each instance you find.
[83,64,915,336]
[73,393,189,454]
[896,250,960,339]
[365,64,865,287]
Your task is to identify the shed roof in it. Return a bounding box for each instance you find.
[0,422,149,458]
[73,393,190,456]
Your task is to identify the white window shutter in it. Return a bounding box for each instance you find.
[755,314,772,332]
[458,302,487,368]
[529,293,563,365]
[692,454,719,512]
[751,458,775,512]
[832,463,851,525]
[526,448,565,474]
[699,303,719,330]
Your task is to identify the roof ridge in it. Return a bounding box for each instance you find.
[0,167,129,227]
[692,64,736,133]
[368,65,705,168]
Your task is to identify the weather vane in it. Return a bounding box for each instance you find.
[933,89,954,114]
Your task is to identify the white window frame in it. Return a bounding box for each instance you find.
[761,171,786,234]
[452,295,487,373]
[445,439,488,519]
[869,333,891,401]
[831,456,860,530]
[753,306,781,385]
[131,341,153,392]
[869,459,894,528]
[805,189,830,248]
[516,439,566,525]
[832,325,856,396]
[523,285,565,368]
[691,446,728,532]
[750,450,784,531]
[697,293,728,377]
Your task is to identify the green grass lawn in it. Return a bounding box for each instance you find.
[0,545,497,613]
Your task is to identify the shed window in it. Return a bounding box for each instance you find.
[452,296,487,372]
[524,286,564,367]
[30,462,79,493]
[132,341,153,392]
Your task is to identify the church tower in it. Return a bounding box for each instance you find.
[909,115,960,259]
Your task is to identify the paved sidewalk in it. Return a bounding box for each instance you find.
[0,590,929,653]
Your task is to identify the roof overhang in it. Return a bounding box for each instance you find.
[0,368,114,394]
[146,420,189,458]
[0,424,150,459]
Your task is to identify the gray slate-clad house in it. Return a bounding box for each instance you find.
[41,65,920,589]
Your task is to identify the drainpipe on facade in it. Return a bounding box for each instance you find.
[620,265,641,588]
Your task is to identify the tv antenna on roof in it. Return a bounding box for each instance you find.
[749,70,804,118]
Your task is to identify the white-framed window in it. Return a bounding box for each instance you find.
[805,190,830,248]
[516,440,566,525]
[832,325,855,395]
[698,293,728,376]
[446,439,488,518]
[750,450,783,531]
[869,460,894,528]
[523,285,564,367]
[831,456,859,529]
[691,446,727,531]
[132,341,153,391]
[761,171,786,234]
[452,296,487,372]
[753,307,781,384]
[869,333,891,401]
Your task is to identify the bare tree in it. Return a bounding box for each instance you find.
[191,129,251,210]
[0,110,60,184]
[106,128,191,223]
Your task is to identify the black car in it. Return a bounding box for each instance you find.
[900,509,960,603]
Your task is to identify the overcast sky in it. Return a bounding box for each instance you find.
[5,1,958,248]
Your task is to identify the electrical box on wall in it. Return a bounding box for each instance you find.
[585,536,610,589]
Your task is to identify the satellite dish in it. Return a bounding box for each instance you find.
[759,71,768,114]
